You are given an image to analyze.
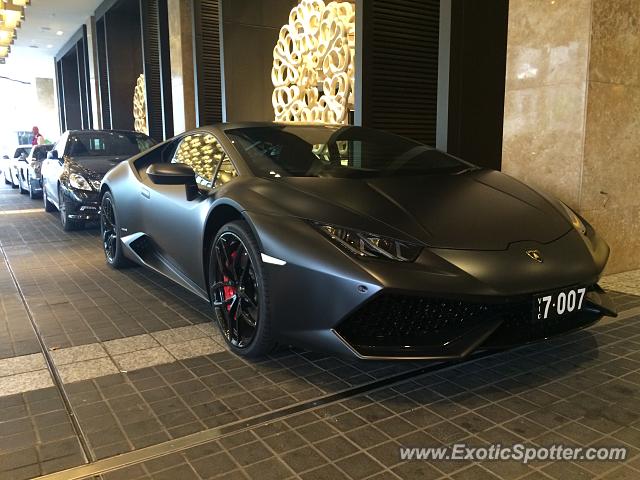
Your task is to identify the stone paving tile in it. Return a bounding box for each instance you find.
[57,357,120,383]
[103,334,160,356]
[164,337,226,360]
[0,352,46,377]
[1,369,54,397]
[50,343,108,365]
[0,386,86,480]
[602,271,640,297]
[113,347,175,371]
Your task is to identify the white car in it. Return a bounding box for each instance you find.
[4,144,32,188]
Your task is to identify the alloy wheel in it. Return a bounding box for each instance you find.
[59,190,67,226]
[211,232,260,348]
[101,196,117,262]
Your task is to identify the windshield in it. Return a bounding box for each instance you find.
[65,132,155,158]
[32,145,54,161]
[14,147,31,158]
[225,126,474,179]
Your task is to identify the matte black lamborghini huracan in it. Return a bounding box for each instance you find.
[99,123,616,359]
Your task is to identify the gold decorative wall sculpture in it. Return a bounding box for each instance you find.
[272,0,355,124]
[133,74,148,135]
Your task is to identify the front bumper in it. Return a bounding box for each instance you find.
[61,186,101,222]
[332,286,615,359]
[247,211,615,360]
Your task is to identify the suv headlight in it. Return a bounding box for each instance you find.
[560,203,587,235]
[313,223,422,261]
[69,173,93,191]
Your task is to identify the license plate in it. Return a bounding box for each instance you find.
[534,287,587,321]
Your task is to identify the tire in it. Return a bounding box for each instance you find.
[28,175,39,199]
[208,220,274,357]
[3,173,10,185]
[59,186,80,231]
[100,192,132,269]
[43,184,55,212]
[18,173,27,194]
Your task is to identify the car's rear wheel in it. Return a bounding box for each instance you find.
[100,192,131,269]
[209,221,274,357]
[43,184,55,212]
[59,186,80,231]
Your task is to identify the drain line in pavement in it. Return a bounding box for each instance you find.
[29,350,496,480]
[0,245,95,463]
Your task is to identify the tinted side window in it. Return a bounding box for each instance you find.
[171,134,225,190]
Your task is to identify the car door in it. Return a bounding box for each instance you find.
[41,134,67,205]
[142,132,237,290]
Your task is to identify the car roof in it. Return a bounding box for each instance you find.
[210,121,344,131]
[64,129,148,135]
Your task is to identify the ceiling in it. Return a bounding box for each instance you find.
[0,0,103,79]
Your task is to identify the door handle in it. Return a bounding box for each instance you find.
[141,188,150,199]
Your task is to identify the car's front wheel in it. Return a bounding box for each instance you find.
[43,184,55,212]
[100,192,131,268]
[18,172,27,194]
[28,174,38,199]
[208,220,274,357]
[59,186,80,231]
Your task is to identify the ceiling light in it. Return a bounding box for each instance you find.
[0,45,10,58]
[46,44,52,48]
[0,2,24,30]
[10,0,31,6]
[55,30,63,36]
[0,28,14,46]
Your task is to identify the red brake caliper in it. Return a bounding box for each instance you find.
[223,250,239,312]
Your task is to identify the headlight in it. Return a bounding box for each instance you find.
[313,223,422,262]
[69,173,93,191]
[90,179,101,190]
[560,203,587,235]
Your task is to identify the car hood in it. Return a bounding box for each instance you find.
[257,169,572,251]
[67,156,128,180]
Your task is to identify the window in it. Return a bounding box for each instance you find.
[65,131,155,157]
[214,157,238,188]
[225,126,474,179]
[14,147,31,158]
[171,133,227,190]
[33,145,53,161]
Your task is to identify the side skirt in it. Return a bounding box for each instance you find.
[120,232,210,302]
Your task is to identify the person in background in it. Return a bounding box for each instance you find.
[31,126,45,146]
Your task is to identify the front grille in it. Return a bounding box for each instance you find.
[336,291,600,357]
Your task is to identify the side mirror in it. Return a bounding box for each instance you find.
[47,150,59,160]
[2,155,9,159]
[146,163,199,200]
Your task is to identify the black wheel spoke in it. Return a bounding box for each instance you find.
[211,231,259,349]
[100,197,117,262]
